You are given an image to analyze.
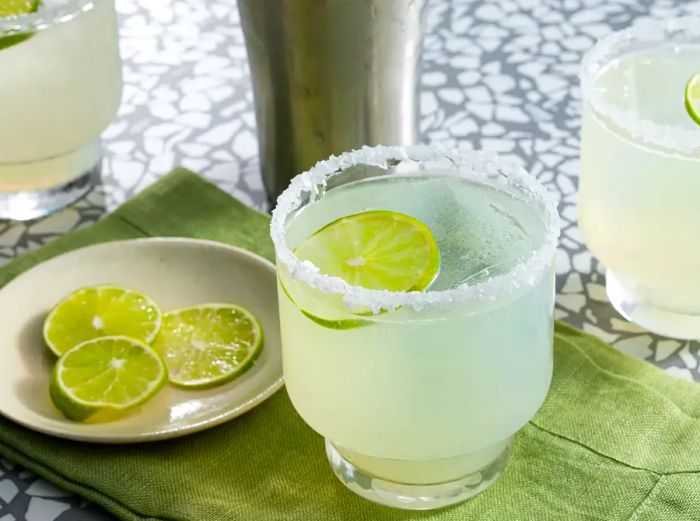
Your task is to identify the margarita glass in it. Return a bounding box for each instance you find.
[579,19,700,339]
[0,0,122,220]
[270,145,559,509]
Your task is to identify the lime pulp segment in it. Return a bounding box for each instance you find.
[152,304,263,388]
[0,0,39,17]
[43,285,162,356]
[685,73,700,125]
[50,336,167,421]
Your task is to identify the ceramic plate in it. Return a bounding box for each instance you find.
[0,238,283,443]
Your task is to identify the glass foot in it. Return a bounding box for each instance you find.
[0,144,101,221]
[607,270,700,339]
[325,439,510,510]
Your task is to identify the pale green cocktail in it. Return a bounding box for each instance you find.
[0,0,122,220]
[579,19,700,338]
[270,146,559,509]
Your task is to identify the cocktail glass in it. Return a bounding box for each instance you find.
[270,145,559,509]
[0,0,123,221]
[579,19,700,338]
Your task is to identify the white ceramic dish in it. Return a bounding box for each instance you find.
[0,238,283,443]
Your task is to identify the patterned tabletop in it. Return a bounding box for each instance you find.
[1,0,699,519]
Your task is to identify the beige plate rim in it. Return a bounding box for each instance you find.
[0,237,284,444]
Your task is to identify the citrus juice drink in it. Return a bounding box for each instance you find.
[271,146,559,509]
[0,0,122,220]
[579,19,700,338]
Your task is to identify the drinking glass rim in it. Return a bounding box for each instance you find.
[0,0,96,37]
[580,17,700,156]
[270,145,560,312]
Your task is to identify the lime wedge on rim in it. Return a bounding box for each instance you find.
[294,210,440,292]
[0,0,40,51]
[43,285,162,357]
[49,336,167,421]
[152,304,263,388]
[685,73,700,125]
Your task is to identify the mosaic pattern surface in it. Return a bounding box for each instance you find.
[1,0,699,518]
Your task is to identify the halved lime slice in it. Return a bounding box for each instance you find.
[0,0,40,51]
[685,73,700,125]
[43,285,162,357]
[295,211,440,292]
[49,336,167,421]
[288,211,439,327]
[152,304,263,388]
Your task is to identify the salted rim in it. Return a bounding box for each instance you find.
[270,145,560,312]
[580,17,700,155]
[0,0,95,37]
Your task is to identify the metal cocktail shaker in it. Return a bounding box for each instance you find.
[237,0,426,202]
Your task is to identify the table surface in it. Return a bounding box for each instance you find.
[2,0,700,519]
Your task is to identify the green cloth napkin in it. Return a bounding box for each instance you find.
[1,169,700,521]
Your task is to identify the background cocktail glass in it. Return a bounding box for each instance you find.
[0,0,123,221]
[579,19,700,339]
[270,146,559,509]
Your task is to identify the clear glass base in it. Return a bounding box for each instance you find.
[607,270,700,339]
[0,141,102,221]
[325,439,511,510]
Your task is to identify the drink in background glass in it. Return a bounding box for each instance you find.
[579,19,700,339]
[0,0,122,220]
[270,146,559,509]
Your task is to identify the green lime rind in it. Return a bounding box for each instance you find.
[152,304,263,389]
[43,284,163,357]
[0,32,31,50]
[50,336,167,422]
[279,279,372,330]
[299,309,372,330]
[0,0,40,51]
[685,73,700,126]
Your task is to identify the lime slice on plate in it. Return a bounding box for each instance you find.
[50,336,167,421]
[43,285,162,356]
[294,210,440,291]
[288,211,440,328]
[685,73,700,125]
[0,0,40,51]
[152,304,263,388]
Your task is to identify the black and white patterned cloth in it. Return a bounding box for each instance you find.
[1,0,699,519]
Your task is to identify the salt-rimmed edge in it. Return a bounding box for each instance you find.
[0,0,95,37]
[580,17,700,155]
[270,145,560,313]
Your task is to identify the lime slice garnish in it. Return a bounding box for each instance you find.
[152,304,263,388]
[0,0,40,51]
[294,210,440,292]
[43,285,162,357]
[0,0,39,17]
[685,73,700,125]
[49,336,167,421]
[286,210,439,328]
